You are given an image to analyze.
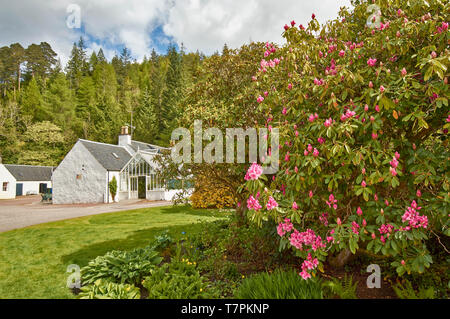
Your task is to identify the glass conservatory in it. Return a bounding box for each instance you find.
[119,152,164,200]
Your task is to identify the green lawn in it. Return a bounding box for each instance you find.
[0,205,228,299]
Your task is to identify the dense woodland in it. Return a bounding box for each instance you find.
[0,38,213,166]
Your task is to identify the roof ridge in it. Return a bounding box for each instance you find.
[3,164,54,168]
[131,140,168,149]
[79,138,127,149]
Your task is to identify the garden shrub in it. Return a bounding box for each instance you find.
[142,259,220,299]
[77,279,140,299]
[242,0,449,280]
[234,268,324,299]
[191,174,237,209]
[81,245,163,285]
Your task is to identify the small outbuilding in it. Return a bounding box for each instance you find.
[0,163,54,199]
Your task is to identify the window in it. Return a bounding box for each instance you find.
[2,182,8,192]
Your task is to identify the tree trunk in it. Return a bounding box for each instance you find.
[328,248,355,268]
[18,65,21,92]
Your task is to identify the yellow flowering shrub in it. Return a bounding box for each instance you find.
[190,175,237,209]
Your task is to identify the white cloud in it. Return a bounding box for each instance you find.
[163,0,351,54]
[0,0,351,65]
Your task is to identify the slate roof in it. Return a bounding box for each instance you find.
[130,140,159,153]
[79,140,132,171]
[4,164,54,182]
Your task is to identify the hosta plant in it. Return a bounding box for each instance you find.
[81,245,163,285]
[77,279,140,299]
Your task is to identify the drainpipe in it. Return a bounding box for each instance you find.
[107,171,110,204]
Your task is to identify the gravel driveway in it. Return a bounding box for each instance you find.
[0,196,172,233]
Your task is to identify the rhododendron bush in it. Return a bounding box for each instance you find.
[242,0,449,279]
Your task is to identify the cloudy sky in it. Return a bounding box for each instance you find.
[0,0,351,65]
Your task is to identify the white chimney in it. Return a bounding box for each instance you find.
[118,126,131,146]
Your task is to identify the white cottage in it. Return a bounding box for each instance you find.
[0,163,53,199]
[52,127,168,204]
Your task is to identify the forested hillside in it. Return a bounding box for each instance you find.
[0,38,207,166]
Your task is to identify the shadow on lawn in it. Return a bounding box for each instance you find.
[60,223,203,267]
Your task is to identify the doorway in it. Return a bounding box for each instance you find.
[138,176,146,199]
[16,183,23,196]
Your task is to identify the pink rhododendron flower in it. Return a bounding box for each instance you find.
[417,189,422,197]
[401,260,405,265]
[339,50,345,57]
[266,196,278,210]
[357,207,363,216]
[401,68,407,76]
[292,201,298,210]
[290,229,325,251]
[431,51,437,58]
[245,162,263,180]
[247,195,262,211]
[372,132,378,140]
[395,152,400,159]
[257,96,264,103]
[324,118,333,127]
[390,157,399,168]
[380,85,385,93]
[311,13,315,20]
[290,20,296,27]
[288,83,293,89]
[369,81,374,88]
[390,167,398,176]
[277,218,294,237]
[362,219,367,227]
[336,218,342,225]
[318,137,325,144]
[402,200,428,229]
[351,221,360,234]
[326,194,338,210]
[284,24,289,31]
[304,149,309,156]
[319,213,329,226]
[313,148,319,157]
[300,270,311,280]
[367,58,377,67]
[361,180,367,187]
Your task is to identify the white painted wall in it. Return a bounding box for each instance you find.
[0,164,16,199]
[21,181,52,195]
[52,141,107,204]
[164,188,193,201]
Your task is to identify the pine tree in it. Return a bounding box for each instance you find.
[21,76,47,121]
[159,45,182,144]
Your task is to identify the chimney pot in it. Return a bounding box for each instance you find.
[121,126,129,135]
